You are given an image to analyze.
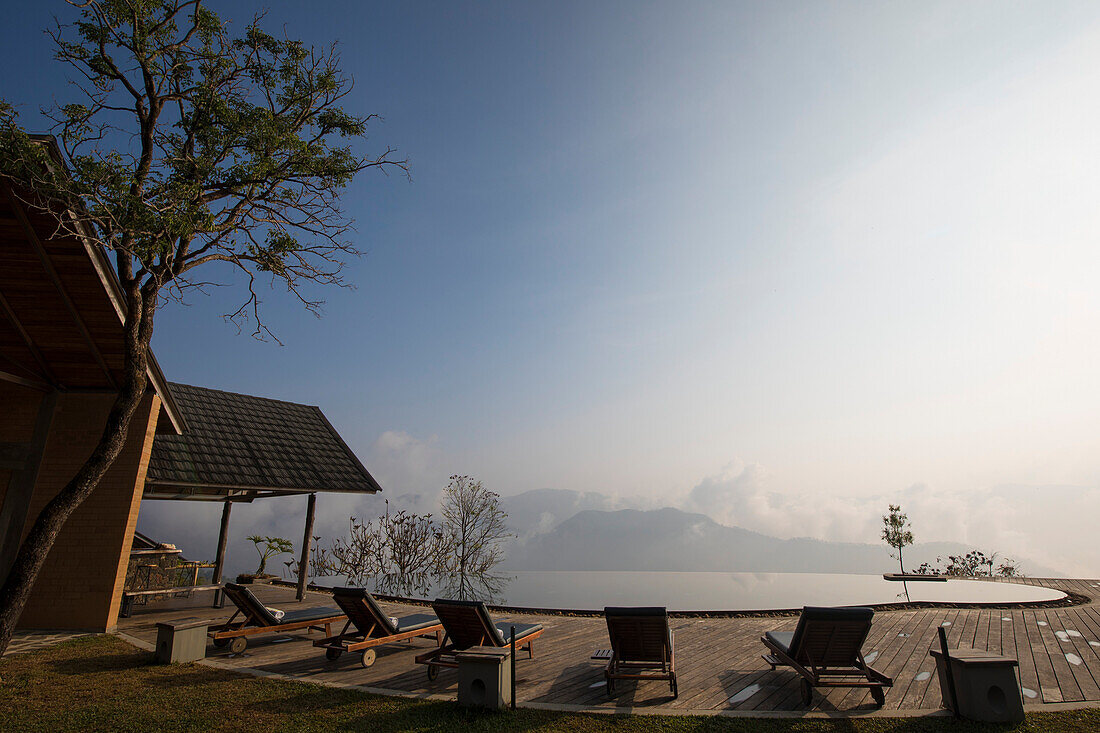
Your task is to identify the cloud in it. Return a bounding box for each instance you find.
[682,461,880,544]
[679,461,1100,577]
[364,430,450,514]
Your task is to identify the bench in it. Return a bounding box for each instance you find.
[120,584,222,618]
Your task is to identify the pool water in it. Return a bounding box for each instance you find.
[375,570,1067,611]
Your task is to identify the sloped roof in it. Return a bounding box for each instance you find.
[0,138,183,433]
[144,383,381,500]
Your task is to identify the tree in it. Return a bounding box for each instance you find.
[329,509,446,597]
[982,551,998,578]
[438,475,512,601]
[941,550,986,577]
[286,535,337,582]
[913,551,1025,578]
[246,535,293,577]
[325,479,513,601]
[379,510,445,597]
[939,550,1021,578]
[329,515,385,587]
[0,0,405,655]
[881,504,914,575]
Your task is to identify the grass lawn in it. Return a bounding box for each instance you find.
[2,636,1099,732]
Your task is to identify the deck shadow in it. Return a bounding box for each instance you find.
[526,661,605,705]
[532,658,680,708]
[226,647,437,689]
[718,667,786,710]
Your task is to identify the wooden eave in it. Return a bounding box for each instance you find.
[141,480,367,501]
[0,137,183,434]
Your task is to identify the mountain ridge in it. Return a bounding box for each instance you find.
[500,492,1059,576]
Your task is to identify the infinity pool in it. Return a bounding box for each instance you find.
[385,570,1067,611]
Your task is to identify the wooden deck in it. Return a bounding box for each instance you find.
[116,578,1100,715]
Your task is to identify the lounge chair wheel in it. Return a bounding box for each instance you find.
[229,637,247,655]
[871,686,886,707]
[325,648,342,661]
[212,637,230,649]
[800,679,813,706]
[360,649,376,668]
[427,664,439,681]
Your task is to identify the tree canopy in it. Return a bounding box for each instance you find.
[881,503,914,574]
[0,0,405,337]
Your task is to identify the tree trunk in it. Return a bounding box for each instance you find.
[0,288,155,658]
[898,546,906,575]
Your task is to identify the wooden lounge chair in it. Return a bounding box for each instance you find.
[761,605,893,707]
[414,598,544,680]
[208,582,345,654]
[592,606,677,698]
[313,587,444,667]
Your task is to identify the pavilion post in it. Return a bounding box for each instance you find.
[296,493,317,601]
[211,499,232,608]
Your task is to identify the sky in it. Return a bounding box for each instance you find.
[3,1,1100,576]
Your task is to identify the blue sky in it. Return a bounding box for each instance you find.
[4,1,1100,573]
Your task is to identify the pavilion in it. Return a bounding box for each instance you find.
[143,382,382,602]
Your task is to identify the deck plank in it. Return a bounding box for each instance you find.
[1023,609,1063,703]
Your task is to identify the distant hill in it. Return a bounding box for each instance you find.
[500,503,1060,576]
[503,488,642,540]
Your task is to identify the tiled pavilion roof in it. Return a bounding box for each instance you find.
[144,383,381,500]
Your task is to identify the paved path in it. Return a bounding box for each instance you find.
[115,578,1100,715]
[4,631,91,658]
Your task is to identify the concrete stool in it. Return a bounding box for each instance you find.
[930,647,1024,723]
[457,646,512,709]
[155,618,210,664]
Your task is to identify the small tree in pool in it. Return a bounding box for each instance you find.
[247,535,293,577]
[438,475,512,602]
[882,504,914,574]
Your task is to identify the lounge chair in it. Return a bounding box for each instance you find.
[414,598,544,680]
[592,606,677,698]
[761,605,893,707]
[313,587,444,667]
[208,582,345,654]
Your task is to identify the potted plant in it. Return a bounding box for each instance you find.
[240,535,294,584]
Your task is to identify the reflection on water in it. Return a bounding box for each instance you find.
[320,570,1065,611]
[432,570,513,605]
